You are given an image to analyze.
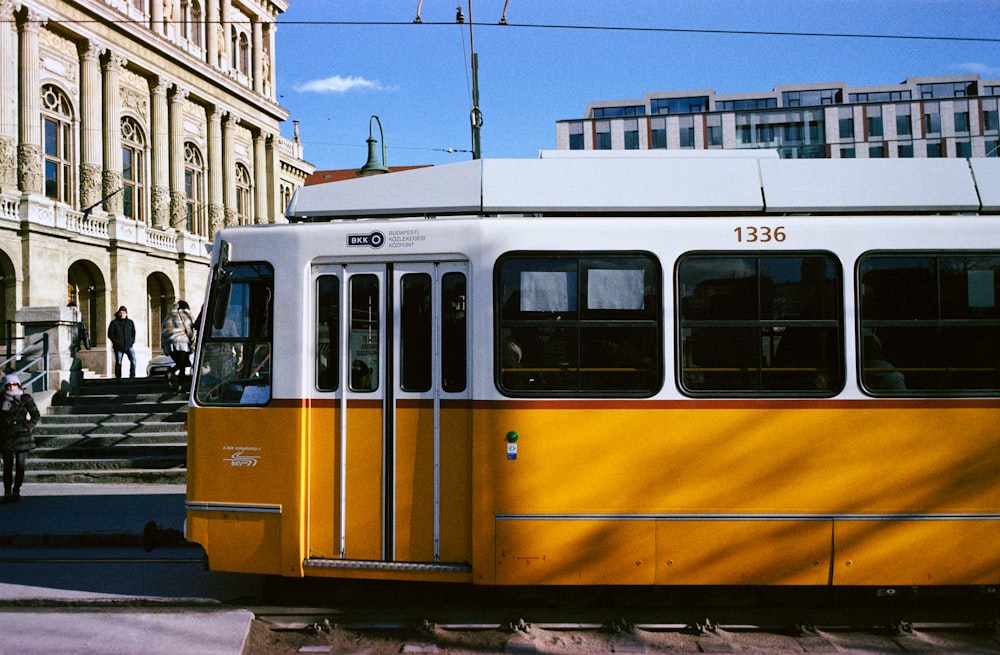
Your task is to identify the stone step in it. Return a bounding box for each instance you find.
[28,454,186,471]
[41,412,185,424]
[35,434,185,447]
[36,423,187,437]
[24,468,187,484]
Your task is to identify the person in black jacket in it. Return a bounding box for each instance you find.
[107,305,136,379]
[1,374,40,503]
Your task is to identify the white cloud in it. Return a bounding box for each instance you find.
[950,62,1000,77]
[294,75,384,93]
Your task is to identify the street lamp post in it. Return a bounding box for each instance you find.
[357,115,389,177]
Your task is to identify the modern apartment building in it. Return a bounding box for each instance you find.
[1,0,313,381]
[556,75,1000,160]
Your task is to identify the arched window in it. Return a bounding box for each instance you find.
[41,84,74,203]
[121,117,146,223]
[238,32,250,76]
[182,0,203,48]
[235,163,252,225]
[184,142,206,235]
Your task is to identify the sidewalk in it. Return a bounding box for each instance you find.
[0,483,259,655]
[0,483,186,548]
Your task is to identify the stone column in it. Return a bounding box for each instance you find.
[251,16,263,96]
[205,0,218,67]
[17,6,44,194]
[78,42,103,209]
[149,78,170,229]
[207,106,224,237]
[263,21,275,99]
[221,112,237,227]
[151,0,164,35]
[0,0,17,191]
[265,133,279,222]
[168,85,188,231]
[253,129,267,224]
[102,52,126,215]
[218,0,230,71]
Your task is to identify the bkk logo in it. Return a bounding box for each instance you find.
[223,446,261,467]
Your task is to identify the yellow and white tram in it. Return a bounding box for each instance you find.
[186,152,1000,587]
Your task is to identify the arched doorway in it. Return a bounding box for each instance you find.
[0,249,15,346]
[147,273,174,355]
[68,260,106,346]
[68,260,108,375]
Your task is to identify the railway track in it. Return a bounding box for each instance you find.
[245,584,1000,654]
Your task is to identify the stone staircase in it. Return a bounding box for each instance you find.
[28,377,188,484]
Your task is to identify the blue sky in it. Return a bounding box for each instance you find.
[275,1,1000,172]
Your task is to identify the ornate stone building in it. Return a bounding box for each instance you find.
[0,0,313,381]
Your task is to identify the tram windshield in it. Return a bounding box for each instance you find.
[195,262,273,405]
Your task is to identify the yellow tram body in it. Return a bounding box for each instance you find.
[186,154,1000,587]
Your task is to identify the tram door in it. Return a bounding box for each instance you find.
[312,261,471,566]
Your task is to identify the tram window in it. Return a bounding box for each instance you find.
[349,275,379,392]
[677,253,843,396]
[496,253,661,396]
[441,272,467,393]
[401,273,432,392]
[316,275,339,391]
[859,252,1000,395]
[195,262,273,405]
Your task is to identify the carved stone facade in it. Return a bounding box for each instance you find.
[1,0,313,385]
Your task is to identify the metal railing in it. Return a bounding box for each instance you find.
[0,333,49,392]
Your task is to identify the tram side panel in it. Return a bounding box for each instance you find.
[186,402,308,576]
[476,401,1000,586]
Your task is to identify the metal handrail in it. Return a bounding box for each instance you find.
[0,333,49,392]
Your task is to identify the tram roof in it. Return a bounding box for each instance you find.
[285,152,1000,220]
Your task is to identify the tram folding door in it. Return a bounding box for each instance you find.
[309,261,472,569]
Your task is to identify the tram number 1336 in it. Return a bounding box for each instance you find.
[734,225,786,243]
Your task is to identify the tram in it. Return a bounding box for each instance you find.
[185,152,1000,586]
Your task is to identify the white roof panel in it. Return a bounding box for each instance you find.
[286,155,988,220]
[285,160,483,218]
[969,158,1000,212]
[481,158,764,213]
[759,158,980,213]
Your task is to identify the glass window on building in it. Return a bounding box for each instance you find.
[954,101,971,133]
[956,140,972,158]
[568,122,584,150]
[924,102,941,134]
[838,108,854,139]
[987,141,999,157]
[41,84,74,204]
[927,141,944,158]
[869,144,886,158]
[678,253,843,396]
[184,142,206,235]
[651,96,708,115]
[840,147,856,158]
[679,115,695,148]
[595,121,611,150]
[898,143,914,158]
[896,108,913,136]
[919,81,977,99]
[866,106,883,138]
[984,98,999,132]
[650,117,667,149]
[782,88,842,107]
[707,114,722,147]
[121,117,146,223]
[623,118,639,150]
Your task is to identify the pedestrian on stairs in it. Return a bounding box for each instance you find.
[107,306,136,379]
[162,300,195,392]
[1,374,40,503]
